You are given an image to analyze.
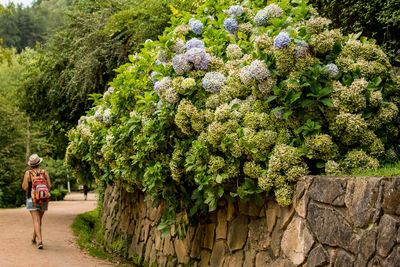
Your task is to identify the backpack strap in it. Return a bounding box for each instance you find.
[29,169,44,182]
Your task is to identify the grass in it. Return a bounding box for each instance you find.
[351,161,400,177]
[71,209,135,266]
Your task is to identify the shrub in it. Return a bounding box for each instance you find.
[50,188,68,201]
[66,0,400,234]
[310,0,400,65]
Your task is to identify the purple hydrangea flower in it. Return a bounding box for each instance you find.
[186,48,211,70]
[224,18,239,33]
[273,31,291,48]
[154,77,172,95]
[173,54,192,75]
[326,63,339,77]
[202,72,226,93]
[184,38,205,50]
[189,18,203,35]
[154,81,161,94]
[296,41,309,57]
[228,5,244,17]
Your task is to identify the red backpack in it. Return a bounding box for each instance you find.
[30,169,51,204]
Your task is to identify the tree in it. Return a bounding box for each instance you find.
[0,52,55,207]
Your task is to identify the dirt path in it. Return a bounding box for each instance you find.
[0,193,114,267]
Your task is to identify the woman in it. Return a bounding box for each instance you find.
[22,154,51,249]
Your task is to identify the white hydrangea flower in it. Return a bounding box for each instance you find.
[202,72,226,93]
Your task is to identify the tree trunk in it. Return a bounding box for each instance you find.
[25,116,31,162]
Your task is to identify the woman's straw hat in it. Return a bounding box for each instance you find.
[28,154,42,167]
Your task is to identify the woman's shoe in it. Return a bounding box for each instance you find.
[32,239,37,245]
[37,242,43,249]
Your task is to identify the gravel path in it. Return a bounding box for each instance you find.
[0,193,113,267]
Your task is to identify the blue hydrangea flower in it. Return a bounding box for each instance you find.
[202,72,226,93]
[224,18,239,33]
[184,38,205,50]
[228,5,244,17]
[274,31,291,48]
[186,48,211,70]
[254,9,268,26]
[296,41,309,57]
[173,54,192,75]
[189,18,203,35]
[326,63,339,77]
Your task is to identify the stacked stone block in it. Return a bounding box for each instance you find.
[102,177,400,266]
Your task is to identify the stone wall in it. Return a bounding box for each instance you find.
[101,176,400,266]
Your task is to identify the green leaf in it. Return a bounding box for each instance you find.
[283,110,293,119]
[320,98,333,107]
[316,161,325,169]
[266,95,278,103]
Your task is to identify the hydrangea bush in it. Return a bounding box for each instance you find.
[66,0,400,234]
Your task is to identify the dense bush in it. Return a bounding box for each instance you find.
[19,0,204,157]
[310,0,400,65]
[66,0,400,234]
[50,188,68,201]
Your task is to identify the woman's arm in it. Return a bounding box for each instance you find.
[22,171,29,191]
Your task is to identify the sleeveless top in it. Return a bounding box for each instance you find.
[26,180,32,199]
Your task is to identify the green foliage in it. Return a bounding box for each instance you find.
[42,157,71,189]
[20,0,202,157]
[0,55,26,208]
[310,0,400,65]
[0,53,55,207]
[66,0,400,234]
[50,188,68,201]
[71,209,110,260]
[71,208,135,266]
[0,0,70,52]
[352,161,400,177]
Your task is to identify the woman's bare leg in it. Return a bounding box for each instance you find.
[30,211,42,244]
[39,211,45,247]
[30,211,37,242]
